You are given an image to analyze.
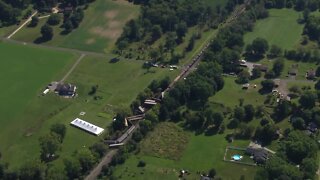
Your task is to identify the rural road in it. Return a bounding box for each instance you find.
[7,11,38,39]
[60,54,86,83]
[84,149,118,180]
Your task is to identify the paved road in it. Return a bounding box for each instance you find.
[7,11,38,39]
[60,54,86,83]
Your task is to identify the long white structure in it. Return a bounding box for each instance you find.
[70,118,104,136]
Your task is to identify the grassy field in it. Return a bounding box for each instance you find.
[0,41,77,168]
[0,42,178,169]
[244,9,304,50]
[140,122,190,161]
[112,122,257,180]
[13,0,140,53]
[210,76,266,108]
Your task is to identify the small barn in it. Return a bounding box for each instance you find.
[242,83,250,89]
[288,64,298,76]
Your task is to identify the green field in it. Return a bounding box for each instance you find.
[13,0,140,53]
[112,122,257,180]
[140,123,190,161]
[0,41,178,169]
[0,41,77,168]
[244,9,304,50]
[210,76,266,107]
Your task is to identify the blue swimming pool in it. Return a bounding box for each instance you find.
[232,154,242,161]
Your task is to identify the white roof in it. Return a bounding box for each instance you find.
[70,118,104,136]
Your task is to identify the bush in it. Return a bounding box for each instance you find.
[41,24,53,40]
[137,160,146,167]
[30,16,39,27]
[208,168,216,178]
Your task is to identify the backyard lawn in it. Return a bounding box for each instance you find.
[244,9,304,50]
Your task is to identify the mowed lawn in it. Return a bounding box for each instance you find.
[13,0,140,53]
[0,49,177,169]
[0,41,77,168]
[210,76,265,108]
[244,9,304,50]
[113,123,257,180]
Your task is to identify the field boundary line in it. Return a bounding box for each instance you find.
[7,11,38,39]
[60,54,86,83]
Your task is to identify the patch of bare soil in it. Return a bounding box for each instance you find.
[86,38,96,44]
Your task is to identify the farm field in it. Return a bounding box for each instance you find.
[244,9,304,50]
[0,42,178,169]
[112,122,257,180]
[13,0,140,53]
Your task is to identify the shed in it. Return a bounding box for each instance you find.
[288,68,298,76]
[242,83,250,89]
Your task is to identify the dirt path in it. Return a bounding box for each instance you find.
[7,11,38,39]
[60,54,86,83]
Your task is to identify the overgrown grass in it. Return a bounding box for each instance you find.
[140,122,190,160]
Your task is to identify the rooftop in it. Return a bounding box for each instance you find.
[70,118,104,136]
